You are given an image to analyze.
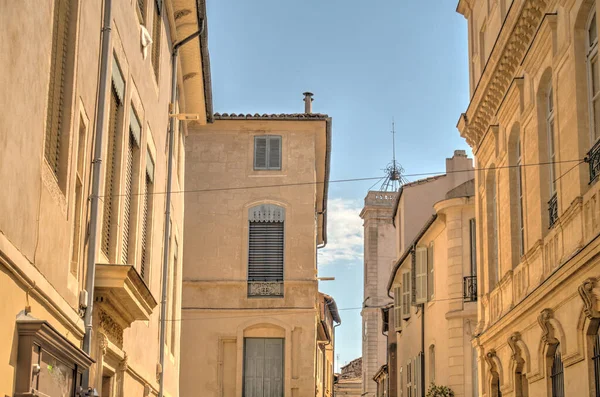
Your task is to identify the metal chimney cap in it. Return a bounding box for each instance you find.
[303,92,314,98]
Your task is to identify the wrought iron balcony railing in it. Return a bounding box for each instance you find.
[548,193,558,228]
[248,281,284,297]
[463,276,477,302]
[587,139,600,184]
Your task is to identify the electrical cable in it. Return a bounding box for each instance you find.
[99,158,586,198]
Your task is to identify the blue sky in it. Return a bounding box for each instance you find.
[206,1,471,370]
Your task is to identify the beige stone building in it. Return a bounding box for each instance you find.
[180,98,335,397]
[388,179,477,397]
[456,0,600,395]
[0,0,211,395]
[360,191,398,396]
[316,293,341,397]
[334,358,363,397]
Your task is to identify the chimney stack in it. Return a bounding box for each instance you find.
[303,92,314,114]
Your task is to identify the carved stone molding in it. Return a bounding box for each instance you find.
[578,277,600,319]
[485,349,499,373]
[98,332,109,357]
[508,332,525,366]
[98,307,124,347]
[461,0,549,150]
[538,308,558,345]
[118,352,128,372]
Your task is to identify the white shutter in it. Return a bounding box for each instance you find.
[427,243,434,301]
[394,286,402,331]
[254,136,268,169]
[415,247,427,304]
[268,136,281,169]
[402,271,411,319]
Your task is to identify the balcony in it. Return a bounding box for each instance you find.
[587,139,600,184]
[463,276,477,302]
[94,264,157,328]
[548,193,558,228]
[248,281,284,297]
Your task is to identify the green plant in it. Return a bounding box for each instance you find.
[426,383,455,397]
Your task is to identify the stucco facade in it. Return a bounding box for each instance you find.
[0,0,210,395]
[180,110,333,397]
[456,0,600,396]
[388,181,477,397]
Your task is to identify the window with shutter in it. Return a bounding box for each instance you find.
[70,116,88,277]
[151,1,161,80]
[248,204,285,296]
[394,286,402,331]
[469,218,477,276]
[45,0,77,187]
[254,135,282,170]
[402,271,411,319]
[427,243,434,301]
[415,247,427,304]
[122,108,141,265]
[140,149,154,281]
[406,361,412,397]
[101,83,122,258]
[137,0,146,24]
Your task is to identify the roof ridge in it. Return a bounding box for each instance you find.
[213,112,329,120]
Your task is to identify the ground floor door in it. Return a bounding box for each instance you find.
[243,338,284,397]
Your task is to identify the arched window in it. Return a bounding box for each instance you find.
[516,136,525,257]
[551,343,564,397]
[247,204,285,297]
[546,86,559,228]
[588,7,600,143]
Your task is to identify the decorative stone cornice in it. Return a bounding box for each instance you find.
[537,308,558,345]
[459,0,548,150]
[578,277,600,319]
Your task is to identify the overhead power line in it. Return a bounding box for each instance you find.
[99,158,586,199]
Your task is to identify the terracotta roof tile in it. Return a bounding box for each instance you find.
[213,112,329,120]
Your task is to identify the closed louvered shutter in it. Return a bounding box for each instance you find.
[394,286,402,331]
[248,222,284,281]
[45,0,73,176]
[140,174,151,279]
[268,136,281,169]
[402,271,411,319]
[427,243,434,301]
[151,2,161,79]
[254,137,268,169]
[101,86,121,257]
[415,247,427,304]
[254,136,281,170]
[137,0,145,23]
[122,132,135,264]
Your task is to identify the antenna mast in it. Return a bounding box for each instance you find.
[378,118,407,191]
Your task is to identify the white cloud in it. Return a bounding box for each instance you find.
[318,198,364,266]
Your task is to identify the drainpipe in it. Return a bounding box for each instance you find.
[81,0,112,392]
[157,26,203,397]
[421,303,425,396]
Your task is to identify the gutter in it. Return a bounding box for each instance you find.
[196,0,213,123]
[318,117,332,248]
[386,214,438,294]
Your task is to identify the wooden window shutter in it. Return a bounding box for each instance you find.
[45,0,74,178]
[122,131,135,264]
[427,243,434,301]
[248,205,285,282]
[140,173,152,279]
[268,136,282,169]
[415,247,427,304]
[151,1,161,79]
[402,271,411,319]
[394,286,403,331]
[254,136,268,169]
[101,85,121,258]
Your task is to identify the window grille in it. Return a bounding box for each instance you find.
[151,2,161,79]
[594,330,600,397]
[551,344,564,397]
[101,85,121,258]
[248,204,285,297]
[45,0,74,178]
[254,136,282,170]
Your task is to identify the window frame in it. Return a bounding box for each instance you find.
[547,85,557,195]
[516,135,525,257]
[588,7,600,145]
[253,135,282,171]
